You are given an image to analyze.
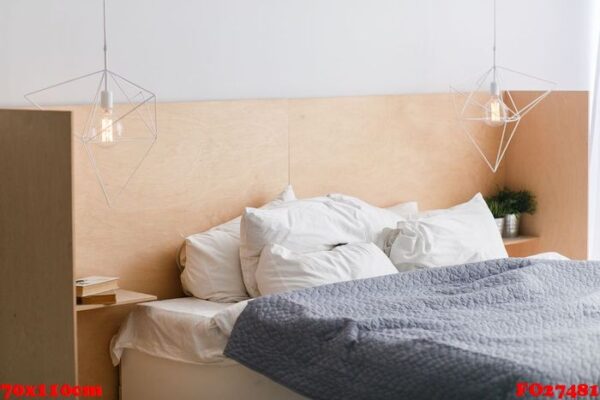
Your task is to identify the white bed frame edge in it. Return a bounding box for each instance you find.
[121,349,306,400]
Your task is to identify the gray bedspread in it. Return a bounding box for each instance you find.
[224,258,600,400]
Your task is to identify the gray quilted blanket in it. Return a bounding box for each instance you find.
[224,258,600,400]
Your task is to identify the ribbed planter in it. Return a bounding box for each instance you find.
[494,217,505,236]
[503,213,520,238]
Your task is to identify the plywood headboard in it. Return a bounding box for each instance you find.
[71,91,587,399]
[72,94,506,297]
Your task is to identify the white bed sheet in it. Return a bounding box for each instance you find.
[110,297,236,366]
[111,252,568,367]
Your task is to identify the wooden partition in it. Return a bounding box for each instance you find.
[0,110,76,384]
[67,92,586,399]
[504,91,588,258]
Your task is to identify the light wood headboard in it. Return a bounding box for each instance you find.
[71,91,587,399]
[72,94,508,297]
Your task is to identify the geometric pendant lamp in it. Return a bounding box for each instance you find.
[450,0,555,173]
[24,0,157,206]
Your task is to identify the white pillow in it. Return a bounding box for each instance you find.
[181,186,296,302]
[327,194,417,218]
[389,193,507,271]
[240,194,402,297]
[386,201,418,216]
[526,252,569,260]
[256,242,398,296]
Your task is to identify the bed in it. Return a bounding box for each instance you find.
[112,256,600,400]
[111,190,600,399]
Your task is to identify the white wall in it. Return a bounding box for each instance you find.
[0,0,596,106]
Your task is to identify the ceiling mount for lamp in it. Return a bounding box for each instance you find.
[450,0,555,173]
[25,0,157,207]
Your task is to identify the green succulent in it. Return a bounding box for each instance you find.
[510,189,537,215]
[485,197,507,218]
[487,187,537,216]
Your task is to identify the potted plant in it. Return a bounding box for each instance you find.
[485,197,507,235]
[490,187,537,238]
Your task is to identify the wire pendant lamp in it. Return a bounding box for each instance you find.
[450,0,555,173]
[25,0,157,206]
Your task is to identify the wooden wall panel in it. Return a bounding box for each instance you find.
[73,100,290,296]
[288,94,504,209]
[77,306,136,400]
[504,91,588,259]
[69,92,586,399]
[73,100,290,399]
[0,110,75,384]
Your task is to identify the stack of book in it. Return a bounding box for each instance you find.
[75,276,119,305]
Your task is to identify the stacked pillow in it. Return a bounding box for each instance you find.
[181,190,417,300]
[181,191,508,300]
[239,194,415,297]
[180,186,296,302]
[256,242,398,296]
[387,193,507,271]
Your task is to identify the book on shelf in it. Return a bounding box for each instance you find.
[75,276,119,297]
[76,290,117,305]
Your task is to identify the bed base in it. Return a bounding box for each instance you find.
[120,349,306,400]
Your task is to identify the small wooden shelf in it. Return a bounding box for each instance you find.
[502,236,539,246]
[76,289,157,312]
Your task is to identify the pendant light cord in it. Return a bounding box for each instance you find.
[492,0,497,82]
[287,102,291,185]
[103,0,108,91]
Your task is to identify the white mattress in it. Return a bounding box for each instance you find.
[110,297,236,366]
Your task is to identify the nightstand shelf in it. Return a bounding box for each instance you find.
[76,289,157,312]
[502,236,539,247]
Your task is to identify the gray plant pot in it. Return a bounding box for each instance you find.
[503,213,520,238]
[494,217,505,236]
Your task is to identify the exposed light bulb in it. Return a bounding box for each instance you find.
[101,109,116,144]
[484,81,507,127]
[484,96,507,127]
[91,90,123,147]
